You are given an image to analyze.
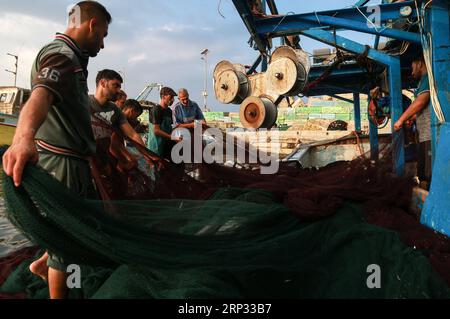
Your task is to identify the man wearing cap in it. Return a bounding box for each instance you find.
[147,87,179,159]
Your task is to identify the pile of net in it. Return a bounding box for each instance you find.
[1,142,450,298]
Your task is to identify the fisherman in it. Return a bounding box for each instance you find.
[173,88,206,129]
[90,70,162,199]
[90,69,148,170]
[147,86,180,159]
[121,98,147,134]
[115,89,127,109]
[2,1,112,299]
[394,53,432,190]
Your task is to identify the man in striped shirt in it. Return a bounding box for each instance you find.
[2,1,112,298]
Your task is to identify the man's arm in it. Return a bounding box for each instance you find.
[195,105,207,127]
[120,122,146,146]
[121,122,166,169]
[2,87,54,186]
[153,124,173,140]
[176,122,195,129]
[394,92,430,131]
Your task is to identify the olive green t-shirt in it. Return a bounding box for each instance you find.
[33,33,96,156]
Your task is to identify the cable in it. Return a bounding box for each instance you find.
[314,11,322,26]
[218,0,226,19]
[272,11,296,33]
[355,5,388,33]
[418,1,445,124]
[423,0,433,11]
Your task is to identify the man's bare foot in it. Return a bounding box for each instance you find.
[29,252,49,282]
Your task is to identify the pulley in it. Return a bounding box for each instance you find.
[266,46,310,96]
[214,68,250,104]
[239,96,278,129]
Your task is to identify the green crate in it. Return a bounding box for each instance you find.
[321,113,336,120]
[350,114,368,121]
[296,113,310,119]
[322,107,348,114]
[305,107,322,114]
[336,102,353,108]
[296,107,311,114]
[309,113,322,119]
[336,114,350,121]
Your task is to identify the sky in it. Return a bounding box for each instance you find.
[0,0,378,112]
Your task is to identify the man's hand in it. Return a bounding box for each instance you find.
[370,87,380,100]
[116,158,137,173]
[2,139,39,187]
[394,119,404,132]
[145,156,165,172]
[2,87,54,187]
[405,119,415,128]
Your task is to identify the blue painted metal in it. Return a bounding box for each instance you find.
[388,57,405,176]
[354,0,370,6]
[421,0,450,237]
[262,0,267,13]
[374,34,380,50]
[353,93,361,132]
[317,84,362,95]
[300,28,397,66]
[266,0,279,15]
[295,30,404,173]
[430,107,437,169]
[421,123,450,236]
[261,55,268,72]
[271,1,416,25]
[247,54,263,75]
[429,0,450,121]
[368,96,379,161]
[231,0,450,235]
[254,1,419,41]
[427,0,450,165]
[309,65,366,78]
[258,14,421,43]
[231,0,269,53]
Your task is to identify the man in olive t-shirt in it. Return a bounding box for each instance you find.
[2,1,112,299]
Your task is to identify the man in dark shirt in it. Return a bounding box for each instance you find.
[147,87,180,159]
[2,1,111,299]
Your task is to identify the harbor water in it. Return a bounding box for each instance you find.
[0,167,31,258]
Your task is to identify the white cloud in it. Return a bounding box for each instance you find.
[0,12,66,88]
[128,53,148,64]
[0,5,254,111]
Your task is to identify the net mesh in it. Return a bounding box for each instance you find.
[1,141,450,299]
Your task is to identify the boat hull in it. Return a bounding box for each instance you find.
[0,114,17,145]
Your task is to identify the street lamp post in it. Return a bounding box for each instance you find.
[201,49,209,112]
[5,53,18,87]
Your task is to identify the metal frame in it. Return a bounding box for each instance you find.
[231,0,450,235]
[421,0,450,236]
